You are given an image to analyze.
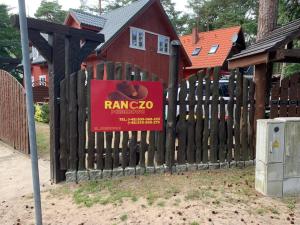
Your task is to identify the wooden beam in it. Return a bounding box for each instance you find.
[254,64,267,125]
[28,30,52,62]
[11,15,104,43]
[228,52,269,69]
[79,40,100,63]
[270,49,300,63]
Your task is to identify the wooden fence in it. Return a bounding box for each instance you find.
[59,62,255,177]
[270,73,300,118]
[0,70,29,154]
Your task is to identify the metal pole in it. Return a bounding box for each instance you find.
[166,40,180,172]
[18,0,43,224]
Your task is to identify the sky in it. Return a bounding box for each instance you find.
[0,0,188,17]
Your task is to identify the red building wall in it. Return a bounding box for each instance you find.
[31,64,48,85]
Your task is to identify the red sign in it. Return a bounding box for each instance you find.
[90,80,163,132]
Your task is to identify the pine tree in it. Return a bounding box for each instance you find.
[34,0,67,24]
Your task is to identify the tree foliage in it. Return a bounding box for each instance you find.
[34,0,67,24]
[0,4,21,58]
[186,0,258,42]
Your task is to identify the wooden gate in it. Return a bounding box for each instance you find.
[270,73,300,118]
[0,70,29,154]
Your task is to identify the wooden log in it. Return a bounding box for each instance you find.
[195,72,204,163]
[297,75,300,117]
[166,41,180,170]
[187,76,196,163]
[87,66,95,169]
[234,70,243,162]
[59,78,67,170]
[77,70,87,170]
[226,72,234,162]
[270,81,280,119]
[129,66,141,167]
[176,79,187,164]
[288,75,298,117]
[140,71,149,168]
[241,77,249,161]
[69,73,78,170]
[113,63,123,168]
[249,80,255,160]
[279,78,289,117]
[202,69,211,163]
[122,63,132,169]
[147,72,156,167]
[219,98,226,162]
[105,62,115,170]
[96,63,104,170]
[210,68,220,163]
[156,88,166,166]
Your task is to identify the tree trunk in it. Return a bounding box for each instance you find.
[256,0,278,42]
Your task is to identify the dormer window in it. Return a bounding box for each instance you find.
[192,48,201,56]
[158,35,170,55]
[130,27,145,50]
[208,44,219,54]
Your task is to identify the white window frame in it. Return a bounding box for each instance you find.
[129,27,146,50]
[208,44,219,54]
[157,35,170,55]
[39,75,46,86]
[31,76,35,87]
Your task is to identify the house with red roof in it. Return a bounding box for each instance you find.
[31,0,191,89]
[180,26,245,78]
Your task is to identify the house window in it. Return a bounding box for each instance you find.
[39,75,46,86]
[130,27,145,50]
[192,48,201,56]
[31,76,35,87]
[158,35,170,54]
[208,44,219,54]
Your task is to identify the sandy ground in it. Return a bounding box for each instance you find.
[0,141,51,201]
[0,141,299,225]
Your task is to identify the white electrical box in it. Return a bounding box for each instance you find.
[255,118,300,197]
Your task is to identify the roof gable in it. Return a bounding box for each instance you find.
[64,0,191,66]
[65,10,107,30]
[180,26,242,69]
[229,18,300,61]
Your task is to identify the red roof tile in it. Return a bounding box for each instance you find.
[180,26,241,69]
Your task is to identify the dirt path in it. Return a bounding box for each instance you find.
[0,160,299,225]
[0,141,51,201]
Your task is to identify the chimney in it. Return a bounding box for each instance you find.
[99,0,102,14]
[192,27,199,44]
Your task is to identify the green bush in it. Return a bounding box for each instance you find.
[35,103,49,123]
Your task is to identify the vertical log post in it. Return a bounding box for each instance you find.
[105,62,115,170]
[166,40,180,171]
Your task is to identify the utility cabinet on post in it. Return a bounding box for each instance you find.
[255,118,300,197]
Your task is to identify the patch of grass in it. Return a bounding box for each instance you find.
[185,189,215,200]
[157,200,165,207]
[164,186,180,199]
[190,222,199,225]
[35,122,50,159]
[256,208,267,215]
[72,180,134,207]
[120,214,128,221]
[284,198,296,211]
[131,195,138,202]
[146,192,158,205]
[268,207,280,215]
[174,198,181,206]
